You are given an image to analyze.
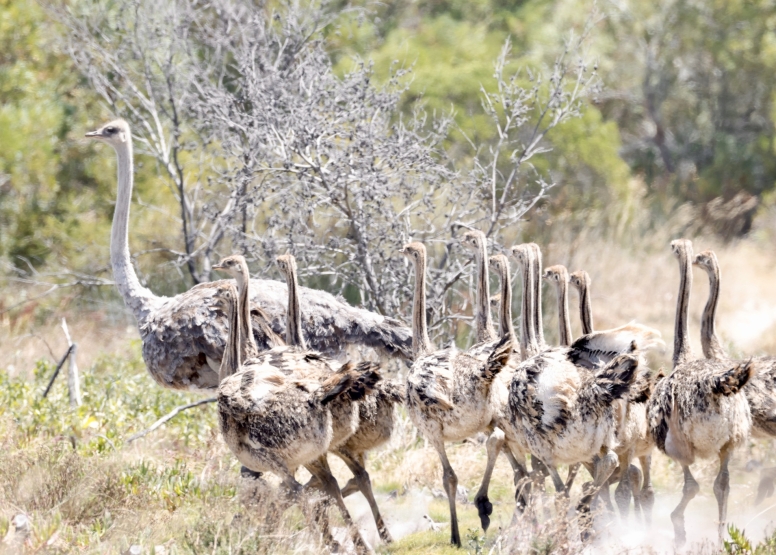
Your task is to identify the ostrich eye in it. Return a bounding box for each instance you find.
[106,126,116,134]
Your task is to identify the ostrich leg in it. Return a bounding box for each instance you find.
[671,465,700,547]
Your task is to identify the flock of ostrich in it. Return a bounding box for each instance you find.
[83,119,776,552]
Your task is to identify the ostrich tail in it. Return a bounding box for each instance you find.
[627,366,654,404]
[711,360,756,396]
[377,379,406,405]
[342,361,383,401]
[483,334,513,384]
[595,354,640,402]
[568,323,663,369]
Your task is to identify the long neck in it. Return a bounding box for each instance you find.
[673,250,693,368]
[700,265,727,360]
[555,280,572,346]
[497,265,517,344]
[474,247,496,343]
[532,248,545,348]
[577,281,594,335]
[112,140,158,324]
[284,267,306,349]
[411,256,433,358]
[236,272,259,360]
[219,289,242,381]
[520,256,538,358]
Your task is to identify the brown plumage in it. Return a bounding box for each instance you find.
[501,244,650,521]
[213,255,383,553]
[647,239,754,546]
[401,241,514,547]
[275,253,403,544]
[693,249,776,503]
[215,281,372,553]
[568,265,660,524]
[85,119,411,393]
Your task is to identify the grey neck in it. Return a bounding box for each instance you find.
[235,270,259,360]
[112,139,159,325]
[497,263,517,344]
[700,264,727,360]
[577,281,594,335]
[673,249,694,368]
[474,244,497,343]
[519,252,538,358]
[283,267,306,349]
[411,255,433,359]
[219,285,242,381]
[555,278,572,346]
[531,246,545,348]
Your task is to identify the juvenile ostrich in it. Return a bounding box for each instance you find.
[567,268,657,523]
[276,254,402,544]
[85,120,411,392]
[214,279,375,553]
[647,239,754,545]
[401,241,513,547]
[503,244,645,520]
[216,254,400,543]
[693,250,776,504]
[472,251,535,531]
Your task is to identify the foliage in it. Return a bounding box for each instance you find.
[724,524,776,555]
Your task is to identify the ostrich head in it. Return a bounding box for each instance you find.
[543,265,569,285]
[276,254,298,278]
[400,242,426,265]
[460,230,486,257]
[489,254,509,276]
[509,244,532,268]
[569,270,590,292]
[85,119,131,147]
[692,250,719,273]
[213,254,250,287]
[671,238,693,260]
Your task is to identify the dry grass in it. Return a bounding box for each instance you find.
[2,219,776,553]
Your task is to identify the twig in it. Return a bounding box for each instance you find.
[41,345,75,399]
[126,397,217,443]
[61,318,81,407]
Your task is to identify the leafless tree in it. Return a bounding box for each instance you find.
[50,0,599,345]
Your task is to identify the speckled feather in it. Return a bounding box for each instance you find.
[140,278,411,392]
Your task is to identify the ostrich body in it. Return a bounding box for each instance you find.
[276,254,402,544]
[401,241,513,547]
[693,250,776,503]
[647,239,754,545]
[214,279,375,553]
[84,120,411,392]
[502,245,648,519]
[568,268,657,523]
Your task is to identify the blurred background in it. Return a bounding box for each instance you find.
[1,0,776,551]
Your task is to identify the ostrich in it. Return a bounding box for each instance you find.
[647,239,755,546]
[214,279,376,553]
[84,120,411,392]
[276,254,402,544]
[502,244,649,521]
[693,250,776,504]
[401,241,513,547]
[568,268,658,524]
[216,254,401,543]
[542,265,572,347]
[472,252,541,531]
[460,230,498,343]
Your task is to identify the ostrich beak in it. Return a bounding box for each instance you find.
[212,262,225,271]
[84,129,102,138]
[691,255,702,266]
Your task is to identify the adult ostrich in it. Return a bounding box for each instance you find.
[85,119,411,391]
